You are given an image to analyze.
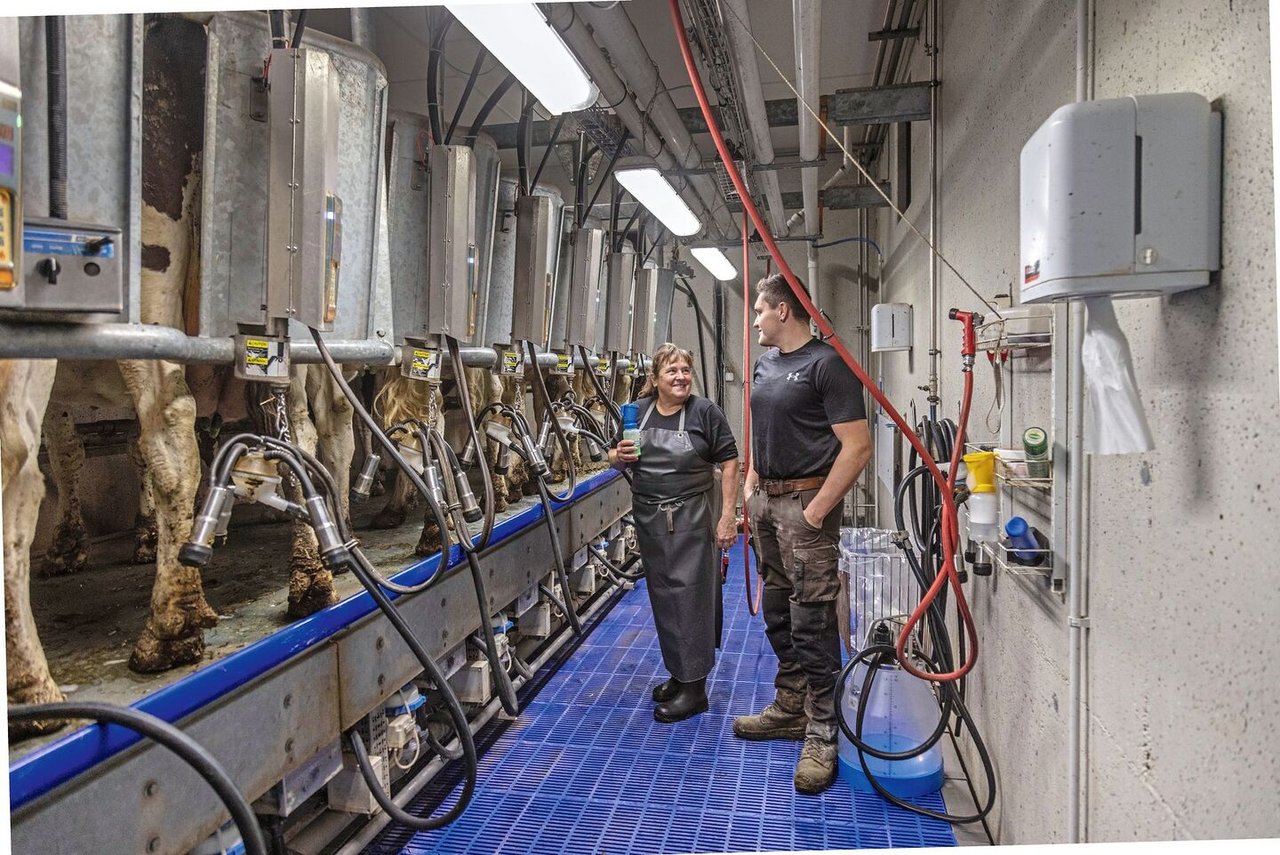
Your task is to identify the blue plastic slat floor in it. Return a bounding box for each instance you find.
[369,537,955,854]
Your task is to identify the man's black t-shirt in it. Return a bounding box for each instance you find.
[750,338,866,479]
[636,395,739,463]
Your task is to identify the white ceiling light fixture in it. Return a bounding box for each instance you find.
[615,167,702,237]
[690,247,738,281]
[446,2,599,115]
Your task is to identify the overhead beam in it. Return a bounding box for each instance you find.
[486,83,930,150]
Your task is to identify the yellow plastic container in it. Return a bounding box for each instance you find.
[962,451,996,493]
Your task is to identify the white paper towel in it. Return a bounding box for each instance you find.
[1081,297,1155,454]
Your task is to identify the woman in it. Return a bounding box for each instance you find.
[610,343,739,722]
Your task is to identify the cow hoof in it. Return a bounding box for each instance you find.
[287,568,337,618]
[129,624,205,673]
[42,523,89,576]
[414,525,442,557]
[369,505,408,530]
[193,598,220,629]
[7,677,68,741]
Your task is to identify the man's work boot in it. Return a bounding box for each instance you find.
[732,703,808,741]
[794,737,838,794]
[654,678,708,723]
[651,677,679,703]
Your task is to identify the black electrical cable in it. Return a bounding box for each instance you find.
[9,702,270,855]
[464,72,518,145]
[268,10,287,47]
[713,281,726,408]
[446,47,489,145]
[535,480,583,635]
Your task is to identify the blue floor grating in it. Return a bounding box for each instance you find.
[368,537,956,854]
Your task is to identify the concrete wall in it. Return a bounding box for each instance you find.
[875,0,1278,843]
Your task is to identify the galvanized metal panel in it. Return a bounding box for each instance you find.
[552,227,605,352]
[483,177,520,348]
[469,133,502,346]
[652,266,677,346]
[495,184,566,349]
[198,11,389,340]
[631,266,658,355]
[12,645,340,855]
[602,248,636,353]
[16,14,142,323]
[386,109,431,343]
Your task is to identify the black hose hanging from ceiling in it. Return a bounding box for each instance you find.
[426,11,453,143]
[289,9,309,48]
[674,279,711,398]
[515,88,532,194]
[45,16,68,220]
[465,72,517,145]
[446,47,489,146]
[269,10,287,48]
[583,130,631,223]
[530,114,567,191]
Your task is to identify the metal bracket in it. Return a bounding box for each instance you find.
[1068,616,1091,630]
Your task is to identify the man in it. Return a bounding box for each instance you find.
[735,273,872,795]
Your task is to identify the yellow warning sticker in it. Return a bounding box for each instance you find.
[244,338,269,367]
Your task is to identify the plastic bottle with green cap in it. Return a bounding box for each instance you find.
[1022,427,1049,479]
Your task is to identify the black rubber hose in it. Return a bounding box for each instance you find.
[530,114,567,191]
[515,88,532,193]
[289,9,308,48]
[525,340,577,502]
[588,542,644,581]
[583,131,631,222]
[577,344,622,441]
[344,551,478,829]
[536,478,583,635]
[8,702,269,855]
[44,16,67,220]
[269,10,287,47]
[465,72,518,145]
[446,335,496,550]
[674,280,711,397]
[446,47,489,145]
[426,12,453,142]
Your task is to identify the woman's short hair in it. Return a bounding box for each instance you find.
[640,342,695,396]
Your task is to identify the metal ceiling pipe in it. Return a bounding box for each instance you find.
[548,5,727,240]
[720,0,789,238]
[573,2,740,239]
[793,0,822,240]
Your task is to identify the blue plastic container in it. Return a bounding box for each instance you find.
[837,663,945,798]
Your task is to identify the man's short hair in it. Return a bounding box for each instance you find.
[756,273,812,322]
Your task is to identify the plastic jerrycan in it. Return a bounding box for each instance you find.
[837,661,945,797]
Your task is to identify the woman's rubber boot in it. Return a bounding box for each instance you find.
[654,678,708,723]
[651,677,679,703]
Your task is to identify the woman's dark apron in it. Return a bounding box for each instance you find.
[630,400,720,682]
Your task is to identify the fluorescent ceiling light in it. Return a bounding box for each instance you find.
[690,247,737,281]
[615,168,702,237]
[447,2,598,116]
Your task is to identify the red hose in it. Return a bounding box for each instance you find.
[742,211,762,616]
[667,0,977,681]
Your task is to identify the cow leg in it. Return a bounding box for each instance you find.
[4,361,66,737]
[284,371,338,618]
[370,468,417,529]
[119,359,217,673]
[130,436,159,564]
[306,364,355,533]
[40,406,91,576]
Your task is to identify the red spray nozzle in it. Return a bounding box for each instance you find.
[948,309,984,358]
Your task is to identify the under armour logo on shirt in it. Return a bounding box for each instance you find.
[786,371,803,382]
